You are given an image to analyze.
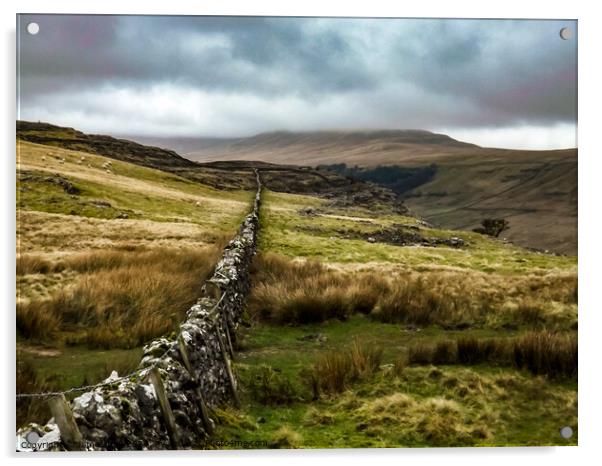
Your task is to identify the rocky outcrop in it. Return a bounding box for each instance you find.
[17,171,262,452]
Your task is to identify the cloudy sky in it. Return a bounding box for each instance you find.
[17,15,577,149]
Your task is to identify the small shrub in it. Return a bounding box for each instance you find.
[472,218,509,238]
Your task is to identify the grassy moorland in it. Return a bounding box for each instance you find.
[16,140,254,426]
[211,187,577,448]
[15,128,577,447]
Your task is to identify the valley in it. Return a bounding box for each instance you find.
[134,130,576,254]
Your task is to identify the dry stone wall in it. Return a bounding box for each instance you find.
[17,171,262,451]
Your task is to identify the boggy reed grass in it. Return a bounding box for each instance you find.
[406,332,576,379]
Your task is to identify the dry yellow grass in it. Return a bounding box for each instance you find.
[16,141,251,349]
[17,210,224,256]
[17,245,222,347]
[249,253,577,330]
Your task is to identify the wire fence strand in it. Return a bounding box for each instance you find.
[16,291,228,400]
[17,172,260,403]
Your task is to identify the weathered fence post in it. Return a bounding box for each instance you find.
[204,280,222,301]
[177,335,213,434]
[47,394,83,451]
[220,305,236,359]
[149,367,181,449]
[214,322,241,408]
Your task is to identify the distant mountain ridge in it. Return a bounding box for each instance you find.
[218,129,477,148]
[130,129,480,166]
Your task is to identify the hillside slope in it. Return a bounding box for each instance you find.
[17,121,196,170]
[402,150,577,255]
[133,130,577,255]
[18,122,414,216]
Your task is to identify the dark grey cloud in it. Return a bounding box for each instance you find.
[17,15,577,147]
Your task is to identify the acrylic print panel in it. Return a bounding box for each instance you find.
[16,14,577,451]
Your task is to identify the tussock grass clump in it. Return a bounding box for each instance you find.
[406,332,577,379]
[352,392,487,446]
[270,426,302,449]
[512,299,547,327]
[409,343,435,365]
[349,337,384,378]
[332,365,576,447]
[347,275,391,315]
[456,337,506,365]
[432,340,457,364]
[16,246,220,348]
[517,274,578,304]
[310,338,383,396]
[249,253,576,330]
[249,253,387,324]
[16,301,61,341]
[212,407,258,430]
[393,354,409,376]
[310,350,351,395]
[303,407,335,426]
[17,254,61,275]
[371,276,472,326]
[513,331,577,378]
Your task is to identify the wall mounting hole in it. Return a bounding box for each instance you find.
[560,426,573,439]
[27,22,40,35]
[559,27,572,40]
[25,431,40,443]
